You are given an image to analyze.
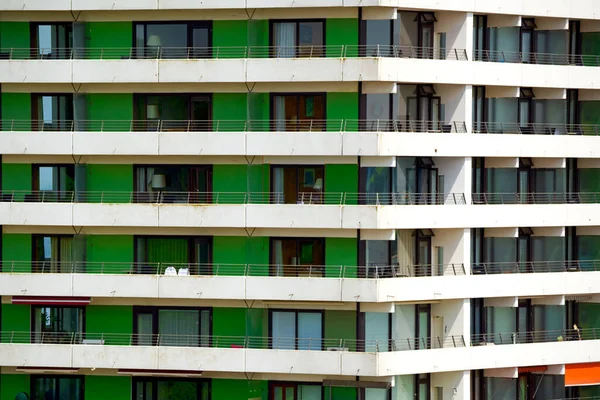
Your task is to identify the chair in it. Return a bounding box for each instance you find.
[164,266,177,275]
[178,268,190,276]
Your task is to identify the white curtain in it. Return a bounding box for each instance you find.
[395,230,414,277]
[275,22,296,58]
[159,310,199,346]
[273,239,283,276]
[272,311,295,349]
[274,96,287,132]
[273,167,284,204]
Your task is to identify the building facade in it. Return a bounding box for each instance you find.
[1,1,600,399]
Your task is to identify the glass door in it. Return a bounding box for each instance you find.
[135,312,155,346]
[416,305,431,349]
[520,27,534,63]
[190,96,211,131]
[192,25,211,58]
[272,384,296,400]
[416,237,432,276]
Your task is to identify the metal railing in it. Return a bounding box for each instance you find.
[0,261,467,278]
[474,49,600,66]
[472,122,599,135]
[0,45,468,61]
[0,331,465,352]
[0,190,467,205]
[471,260,600,275]
[471,327,600,346]
[471,192,600,205]
[0,119,468,133]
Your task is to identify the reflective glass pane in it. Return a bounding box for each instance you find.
[272,311,296,349]
[298,312,322,350]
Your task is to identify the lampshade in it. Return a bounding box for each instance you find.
[151,174,166,189]
[147,105,159,119]
[146,35,162,47]
[313,178,323,190]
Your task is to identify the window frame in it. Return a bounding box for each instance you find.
[132,376,211,400]
[31,306,86,344]
[268,309,325,350]
[30,93,74,131]
[268,236,326,276]
[269,19,327,53]
[30,375,85,400]
[132,21,213,58]
[133,235,213,275]
[268,381,324,400]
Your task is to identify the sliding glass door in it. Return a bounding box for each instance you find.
[134,22,212,59]
[135,236,212,275]
[32,94,74,131]
[272,20,324,58]
[272,94,325,132]
[33,306,84,344]
[134,378,210,400]
[31,23,73,59]
[271,310,323,350]
[134,307,211,347]
[270,238,324,276]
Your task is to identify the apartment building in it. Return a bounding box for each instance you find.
[1,1,600,399]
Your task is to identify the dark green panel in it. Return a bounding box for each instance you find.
[0,374,30,400]
[326,19,359,57]
[212,308,247,338]
[85,306,133,345]
[1,234,31,272]
[325,164,358,204]
[326,92,359,131]
[212,379,267,400]
[85,376,131,400]
[578,303,600,330]
[86,165,133,200]
[0,22,30,56]
[212,93,247,130]
[580,385,600,397]
[1,93,31,128]
[85,22,133,59]
[578,169,600,192]
[580,101,600,131]
[325,238,357,277]
[324,310,356,350]
[1,304,30,341]
[582,32,600,63]
[213,20,248,56]
[325,387,357,400]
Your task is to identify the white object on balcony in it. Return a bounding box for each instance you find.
[165,266,177,275]
[326,347,349,351]
[178,268,190,276]
[151,174,166,189]
[82,339,105,345]
[147,104,160,119]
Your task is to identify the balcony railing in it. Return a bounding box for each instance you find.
[0,191,467,205]
[0,119,468,133]
[0,331,466,351]
[471,260,600,275]
[471,192,600,205]
[472,122,599,135]
[0,261,467,278]
[0,45,468,61]
[471,327,600,346]
[474,49,600,66]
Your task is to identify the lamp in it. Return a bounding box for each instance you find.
[146,105,160,120]
[146,35,162,48]
[313,178,323,191]
[151,174,166,189]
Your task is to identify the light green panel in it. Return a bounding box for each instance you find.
[86,235,134,265]
[248,93,270,121]
[85,306,133,345]
[325,238,357,277]
[212,93,247,130]
[1,163,31,191]
[1,304,30,342]
[248,20,269,57]
[86,165,133,201]
[327,92,359,131]
[0,374,30,400]
[212,308,247,338]
[247,308,265,338]
[212,164,270,202]
[325,164,358,204]
[213,20,248,56]
[85,22,133,59]
[213,236,269,275]
[2,234,31,272]
[326,19,359,57]
[86,94,134,131]
[212,379,267,400]
[1,93,31,129]
[85,376,131,400]
[0,22,30,57]
[324,310,356,350]
[578,303,600,330]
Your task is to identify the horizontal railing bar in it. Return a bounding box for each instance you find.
[474,49,600,66]
[472,122,599,135]
[470,260,600,274]
[471,327,600,345]
[471,192,600,205]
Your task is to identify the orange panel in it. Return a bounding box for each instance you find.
[565,363,600,386]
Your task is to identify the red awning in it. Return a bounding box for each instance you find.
[11,296,91,306]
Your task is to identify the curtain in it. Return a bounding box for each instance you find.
[394,230,414,276]
[272,311,295,349]
[147,238,189,273]
[297,312,322,350]
[159,310,199,346]
[274,96,287,132]
[275,22,296,58]
[137,313,154,346]
[273,167,284,204]
[273,239,284,276]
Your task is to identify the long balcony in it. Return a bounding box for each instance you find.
[1,45,599,88]
[2,260,599,302]
[3,120,600,159]
[1,328,599,376]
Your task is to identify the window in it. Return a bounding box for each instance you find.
[473,16,488,60]
[31,376,83,400]
[135,236,212,275]
[133,377,210,400]
[32,306,84,344]
[269,382,322,400]
[134,22,212,59]
[31,23,73,60]
[134,94,212,131]
[33,164,75,193]
[33,235,82,273]
[271,20,324,58]
[134,165,212,203]
[270,310,323,350]
[272,94,326,132]
[134,307,211,347]
[270,238,325,277]
[31,94,73,131]
[271,165,325,204]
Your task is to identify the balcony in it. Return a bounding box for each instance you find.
[474,50,600,67]
[2,260,600,302]
[473,122,600,135]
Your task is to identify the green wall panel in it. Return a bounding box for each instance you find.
[579,303,600,330]
[85,22,133,59]
[247,308,265,338]
[325,237,357,277]
[213,20,248,56]
[86,94,134,131]
[212,164,269,202]
[582,32,600,66]
[85,306,133,345]
[326,19,359,57]
[1,304,30,341]
[326,92,359,131]
[0,22,30,57]
[213,308,247,338]
[212,93,247,131]
[580,385,600,397]
[86,235,134,270]
[325,164,358,204]
[580,101,600,131]
[0,374,30,400]
[1,163,31,191]
[1,93,31,129]
[248,20,269,57]
[325,387,357,400]
[85,376,131,400]
[86,165,133,201]
[578,169,600,193]
[213,236,268,275]
[1,234,31,272]
[324,310,356,350]
[212,379,268,400]
[248,93,269,121]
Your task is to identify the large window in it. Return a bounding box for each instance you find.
[31,23,73,60]
[270,310,323,350]
[31,94,73,131]
[134,165,212,203]
[134,307,211,347]
[31,376,83,400]
[33,164,75,193]
[269,382,322,400]
[272,94,325,132]
[134,377,210,400]
[32,234,83,273]
[270,238,324,277]
[271,165,324,204]
[271,20,324,58]
[134,22,212,59]
[135,236,212,275]
[134,94,212,131]
[32,306,84,344]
